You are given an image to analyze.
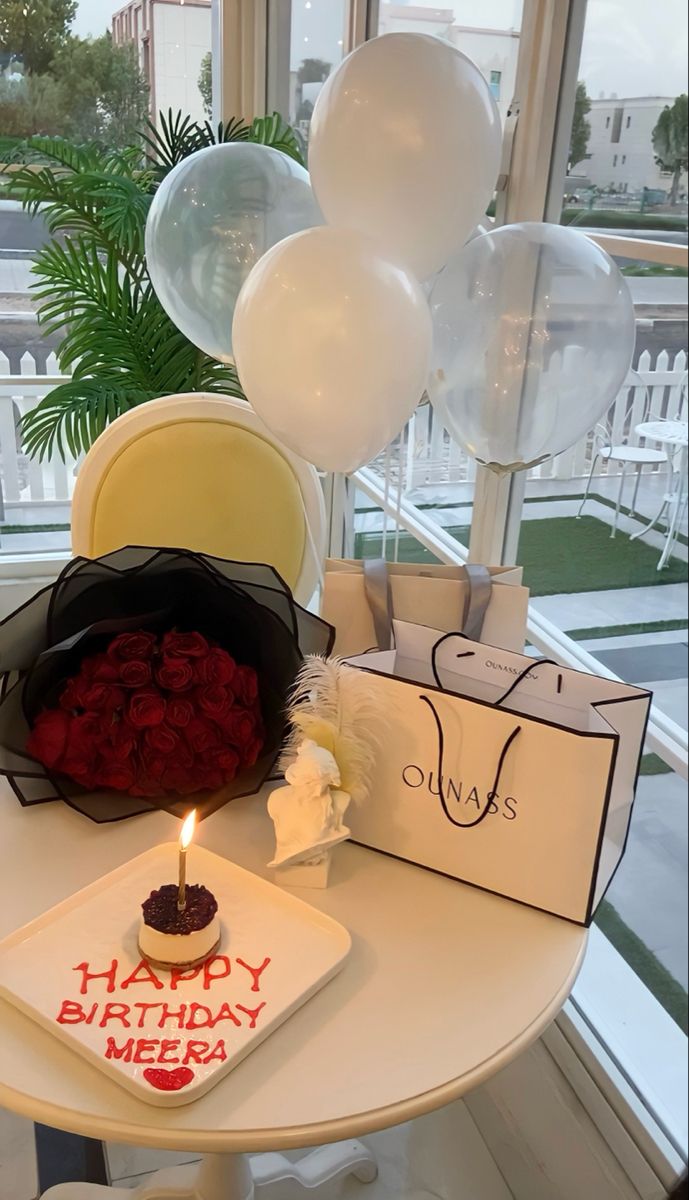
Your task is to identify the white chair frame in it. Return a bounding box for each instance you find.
[71,394,326,607]
[577,380,669,539]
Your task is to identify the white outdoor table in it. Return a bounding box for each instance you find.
[0,785,587,1199]
[632,420,689,570]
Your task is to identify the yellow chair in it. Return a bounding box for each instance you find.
[71,394,325,605]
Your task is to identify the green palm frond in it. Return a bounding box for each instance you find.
[142,110,206,175]
[15,135,105,173]
[16,108,303,460]
[21,379,153,462]
[250,113,305,165]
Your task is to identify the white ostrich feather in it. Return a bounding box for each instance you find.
[280,656,381,805]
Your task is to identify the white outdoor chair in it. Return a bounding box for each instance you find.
[71,393,326,606]
[577,377,668,538]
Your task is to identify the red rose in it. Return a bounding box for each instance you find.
[210,746,240,778]
[219,708,256,746]
[129,690,166,728]
[96,762,136,791]
[119,660,152,688]
[235,665,259,706]
[196,685,232,721]
[161,765,203,795]
[156,657,194,692]
[59,675,89,711]
[60,713,102,787]
[137,745,166,781]
[167,697,194,728]
[185,716,221,754]
[244,735,264,767]
[108,719,137,761]
[194,648,236,687]
[27,709,71,768]
[144,723,179,756]
[161,631,209,658]
[86,653,120,683]
[107,632,157,662]
[80,683,126,715]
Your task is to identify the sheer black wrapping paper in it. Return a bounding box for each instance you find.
[0,547,334,822]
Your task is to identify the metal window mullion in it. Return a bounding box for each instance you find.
[470,0,584,566]
[212,0,268,125]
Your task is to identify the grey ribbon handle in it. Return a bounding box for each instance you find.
[462,564,493,641]
[363,558,394,650]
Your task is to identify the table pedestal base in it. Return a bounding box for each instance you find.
[40,1141,378,1199]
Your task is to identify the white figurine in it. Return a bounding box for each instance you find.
[269,656,380,887]
[267,739,351,871]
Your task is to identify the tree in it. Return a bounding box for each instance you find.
[0,0,77,75]
[568,81,591,172]
[0,73,67,137]
[297,58,331,85]
[50,35,149,149]
[652,94,688,206]
[198,52,212,119]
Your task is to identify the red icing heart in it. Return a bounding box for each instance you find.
[143,1067,195,1092]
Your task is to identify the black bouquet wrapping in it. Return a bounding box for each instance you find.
[0,547,334,822]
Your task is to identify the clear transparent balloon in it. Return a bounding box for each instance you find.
[428,223,636,471]
[145,143,322,363]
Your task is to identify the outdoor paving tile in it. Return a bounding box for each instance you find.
[594,641,688,683]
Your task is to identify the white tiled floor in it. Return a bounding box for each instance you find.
[105,1105,512,1197]
[0,1108,37,1200]
[0,1101,513,1199]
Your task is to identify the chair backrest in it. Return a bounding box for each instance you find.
[71,394,325,605]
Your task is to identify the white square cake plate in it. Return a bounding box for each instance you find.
[0,843,351,1107]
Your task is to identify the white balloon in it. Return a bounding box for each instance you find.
[232,227,432,474]
[309,34,502,281]
[429,223,636,472]
[145,143,322,362]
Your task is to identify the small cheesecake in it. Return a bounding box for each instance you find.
[139,884,220,970]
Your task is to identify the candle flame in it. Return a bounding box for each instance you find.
[180,809,197,851]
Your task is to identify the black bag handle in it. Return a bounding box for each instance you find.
[420,693,521,830]
[430,630,563,706]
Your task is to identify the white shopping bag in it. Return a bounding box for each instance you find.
[321,560,528,656]
[345,622,651,925]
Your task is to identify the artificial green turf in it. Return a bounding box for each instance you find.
[354,514,688,596]
[639,753,674,776]
[596,901,688,1033]
[565,618,688,640]
[0,524,70,534]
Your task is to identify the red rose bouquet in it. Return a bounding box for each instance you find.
[27,630,264,798]
[0,547,333,822]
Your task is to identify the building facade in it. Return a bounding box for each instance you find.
[377,4,520,124]
[112,0,211,126]
[584,96,687,196]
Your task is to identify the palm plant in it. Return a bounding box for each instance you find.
[9,110,304,461]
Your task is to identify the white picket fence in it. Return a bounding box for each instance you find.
[0,352,78,506]
[0,347,686,508]
[401,348,688,491]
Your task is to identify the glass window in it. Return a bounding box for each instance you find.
[377,1,523,124]
[545,0,689,1027]
[0,0,219,559]
[284,0,348,149]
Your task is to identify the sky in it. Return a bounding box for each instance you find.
[73,0,688,99]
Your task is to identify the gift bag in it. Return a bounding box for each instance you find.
[321,559,529,656]
[345,622,651,925]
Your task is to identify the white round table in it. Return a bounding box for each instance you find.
[633,420,689,570]
[0,786,587,1199]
